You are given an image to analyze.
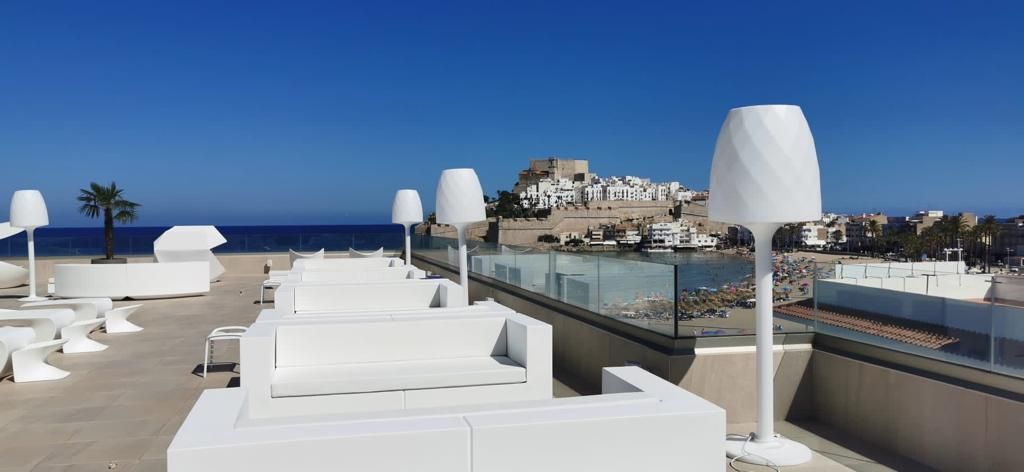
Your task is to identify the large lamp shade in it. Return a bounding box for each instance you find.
[435,168,485,305]
[10,190,49,229]
[708,105,821,225]
[436,169,485,225]
[392,189,424,225]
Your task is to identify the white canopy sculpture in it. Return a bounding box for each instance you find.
[0,222,29,289]
[154,226,227,282]
[288,249,324,268]
[348,247,383,258]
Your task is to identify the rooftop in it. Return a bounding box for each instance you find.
[0,256,939,471]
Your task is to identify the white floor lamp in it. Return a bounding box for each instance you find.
[708,105,820,466]
[435,169,486,305]
[10,190,50,302]
[392,189,423,266]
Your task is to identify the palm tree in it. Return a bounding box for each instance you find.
[78,182,141,260]
[865,219,882,255]
[977,215,1000,272]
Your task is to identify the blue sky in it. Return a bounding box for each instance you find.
[1,1,1021,226]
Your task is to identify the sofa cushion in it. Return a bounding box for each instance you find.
[271,356,526,398]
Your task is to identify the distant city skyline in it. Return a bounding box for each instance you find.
[2,1,1021,226]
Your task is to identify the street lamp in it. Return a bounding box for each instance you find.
[435,169,486,305]
[10,190,50,301]
[709,105,819,466]
[391,189,423,266]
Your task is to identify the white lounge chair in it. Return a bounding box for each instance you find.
[288,249,324,268]
[0,261,29,289]
[348,247,383,258]
[0,308,106,353]
[22,297,113,322]
[0,327,70,382]
[204,326,248,378]
[104,304,144,333]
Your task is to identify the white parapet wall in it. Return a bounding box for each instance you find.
[167,366,725,472]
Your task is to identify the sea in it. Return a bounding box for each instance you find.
[0,224,754,288]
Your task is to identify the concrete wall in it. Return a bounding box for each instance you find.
[496,200,675,246]
[812,349,1024,471]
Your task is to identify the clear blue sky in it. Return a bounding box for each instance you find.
[1,1,1021,226]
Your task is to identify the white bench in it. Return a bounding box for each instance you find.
[168,367,725,472]
[53,262,210,300]
[253,299,515,325]
[273,279,466,316]
[240,312,551,418]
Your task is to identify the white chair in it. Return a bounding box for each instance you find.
[348,247,383,258]
[204,326,248,378]
[104,304,144,333]
[288,249,324,268]
[22,297,113,322]
[0,327,70,382]
[0,308,107,353]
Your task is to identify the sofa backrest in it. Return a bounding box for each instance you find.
[275,316,508,366]
[299,266,421,283]
[292,280,448,313]
[292,257,401,272]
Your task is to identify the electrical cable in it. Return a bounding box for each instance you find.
[726,433,782,472]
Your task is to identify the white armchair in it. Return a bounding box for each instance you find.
[240,312,552,418]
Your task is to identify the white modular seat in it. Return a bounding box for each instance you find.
[0,261,29,289]
[153,226,227,282]
[54,262,210,300]
[103,304,144,333]
[168,367,725,472]
[290,257,404,272]
[273,279,465,316]
[287,248,324,268]
[241,312,551,418]
[348,247,384,258]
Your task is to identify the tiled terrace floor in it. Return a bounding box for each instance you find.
[0,273,928,471]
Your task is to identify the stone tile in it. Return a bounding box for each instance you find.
[68,419,165,442]
[41,438,155,465]
[0,441,64,469]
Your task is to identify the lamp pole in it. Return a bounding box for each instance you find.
[402,223,413,266]
[749,223,780,442]
[21,227,43,301]
[456,224,469,304]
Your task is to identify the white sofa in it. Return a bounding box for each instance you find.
[168,366,725,472]
[241,312,551,418]
[273,279,465,316]
[53,262,210,300]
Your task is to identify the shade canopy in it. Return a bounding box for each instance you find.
[9,190,49,229]
[391,189,424,225]
[436,168,486,226]
[708,105,821,225]
[0,222,25,240]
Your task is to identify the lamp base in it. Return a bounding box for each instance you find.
[725,434,813,467]
[19,295,48,302]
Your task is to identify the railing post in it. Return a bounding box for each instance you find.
[673,264,679,338]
